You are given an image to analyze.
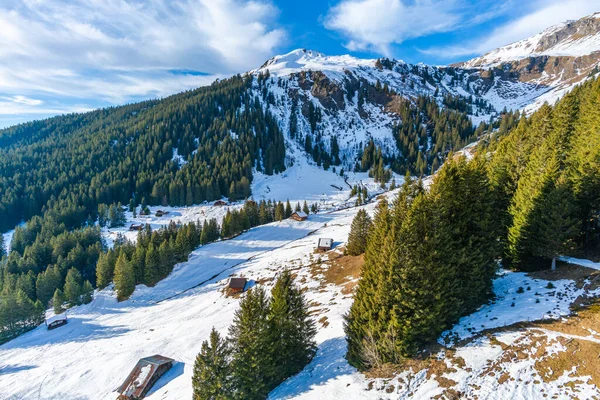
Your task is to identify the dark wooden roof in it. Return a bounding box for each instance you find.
[228,277,247,290]
[117,355,174,398]
[140,355,173,366]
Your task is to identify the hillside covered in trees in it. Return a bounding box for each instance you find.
[0,74,285,233]
[344,75,600,371]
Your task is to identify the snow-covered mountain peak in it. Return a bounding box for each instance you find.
[255,48,377,77]
[461,11,600,68]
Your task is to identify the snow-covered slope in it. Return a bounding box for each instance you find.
[462,12,600,68]
[3,184,600,399]
[248,13,600,165]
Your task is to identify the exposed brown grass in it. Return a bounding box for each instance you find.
[530,262,600,289]
[308,249,364,294]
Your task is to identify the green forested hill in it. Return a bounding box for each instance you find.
[487,77,600,269]
[0,74,285,232]
[345,76,600,370]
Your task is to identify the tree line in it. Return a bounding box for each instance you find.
[487,77,600,269]
[345,160,499,369]
[343,75,600,370]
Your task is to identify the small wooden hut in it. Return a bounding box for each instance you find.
[213,200,228,206]
[227,277,247,296]
[117,355,174,400]
[155,210,169,217]
[317,238,333,251]
[45,314,68,330]
[290,211,308,221]
[129,224,144,231]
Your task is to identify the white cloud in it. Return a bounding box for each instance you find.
[324,0,477,55]
[0,0,285,124]
[420,0,600,59]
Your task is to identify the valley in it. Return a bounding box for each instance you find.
[2,10,600,400]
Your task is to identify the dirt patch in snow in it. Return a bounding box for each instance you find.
[530,262,600,288]
[309,250,363,294]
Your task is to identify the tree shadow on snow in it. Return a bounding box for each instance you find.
[0,363,37,375]
[269,337,355,399]
[2,318,130,350]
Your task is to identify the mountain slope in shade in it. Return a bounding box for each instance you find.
[462,12,600,68]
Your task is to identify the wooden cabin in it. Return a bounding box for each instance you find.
[117,355,174,400]
[290,211,308,221]
[155,210,169,217]
[227,277,247,296]
[129,224,144,231]
[317,238,333,252]
[45,314,68,330]
[213,200,228,206]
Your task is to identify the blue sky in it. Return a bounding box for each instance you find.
[0,0,599,128]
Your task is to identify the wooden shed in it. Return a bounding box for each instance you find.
[213,200,228,206]
[317,238,333,251]
[45,314,67,330]
[290,211,308,221]
[129,224,144,231]
[117,355,174,400]
[227,277,247,296]
[155,210,169,217]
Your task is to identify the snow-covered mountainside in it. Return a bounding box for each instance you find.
[462,12,600,67]
[247,13,600,164]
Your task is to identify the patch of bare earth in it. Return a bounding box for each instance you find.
[531,303,600,388]
[309,249,363,294]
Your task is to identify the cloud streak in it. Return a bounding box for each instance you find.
[0,0,285,126]
[323,0,511,56]
[420,0,600,60]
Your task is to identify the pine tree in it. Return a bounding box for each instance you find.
[229,286,273,399]
[53,289,65,314]
[131,245,146,284]
[192,328,232,400]
[96,251,113,289]
[275,202,285,221]
[269,270,317,382]
[81,280,94,304]
[114,252,135,301]
[345,200,392,369]
[346,209,372,256]
[64,268,82,306]
[285,200,293,219]
[531,182,580,270]
[302,201,310,215]
[144,244,160,286]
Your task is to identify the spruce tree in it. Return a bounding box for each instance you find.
[64,268,82,306]
[275,202,285,221]
[81,280,94,304]
[346,209,372,256]
[96,252,113,289]
[229,286,273,399]
[114,252,135,301]
[269,270,316,382]
[345,200,391,369]
[192,328,232,400]
[302,201,310,215]
[53,289,65,314]
[531,182,580,270]
[285,200,293,219]
[144,244,160,286]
